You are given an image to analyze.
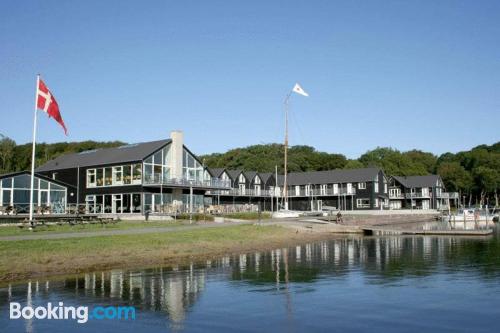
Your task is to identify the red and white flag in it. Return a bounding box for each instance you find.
[36,78,68,135]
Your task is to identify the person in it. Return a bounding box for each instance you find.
[336,211,343,224]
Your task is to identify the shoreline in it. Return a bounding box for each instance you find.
[0,224,344,286]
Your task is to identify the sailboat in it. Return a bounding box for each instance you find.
[272,83,309,219]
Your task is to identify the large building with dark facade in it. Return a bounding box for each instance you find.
[0,131,456,215]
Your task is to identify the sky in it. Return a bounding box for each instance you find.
[1,0,499,159]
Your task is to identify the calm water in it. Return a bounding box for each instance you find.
[2,223,500,332]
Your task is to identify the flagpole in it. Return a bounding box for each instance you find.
[29,74,40,226]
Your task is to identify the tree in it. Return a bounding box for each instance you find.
[437,162,473,194]
[0,135,16,173]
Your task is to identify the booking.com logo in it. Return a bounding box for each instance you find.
[10,302,136,324]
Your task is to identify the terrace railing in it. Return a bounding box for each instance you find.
[143,174,232,189]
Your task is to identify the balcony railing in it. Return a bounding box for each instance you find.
[288,187,356,197]
[405,192,430,199]
[210,186,356,198]
[437,192,459,199]
[143,175,231,189]
[389,193,405,199]
[211,188,272,197]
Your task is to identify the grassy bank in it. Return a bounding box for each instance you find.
[0,220,187,237]
[0,224,332,284]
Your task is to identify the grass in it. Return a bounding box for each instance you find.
[0,220,188,237]
[0,224,331,284]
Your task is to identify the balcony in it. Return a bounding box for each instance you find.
[212,188,272,197]
[437,192,459,199]
[288,187,356,197]
[143,174,232,190]
[389,193,405,199]
[405,192,431,199]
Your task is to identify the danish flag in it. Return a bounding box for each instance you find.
[36,78,68,135]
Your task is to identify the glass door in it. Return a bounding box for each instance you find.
[112,194,122,214]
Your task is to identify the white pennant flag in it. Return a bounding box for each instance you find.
[292,83,309,97]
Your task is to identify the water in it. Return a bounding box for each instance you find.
[2,224,500,332]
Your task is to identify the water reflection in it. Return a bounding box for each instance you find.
[1,226,499,332]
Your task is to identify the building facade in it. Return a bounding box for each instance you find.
[388,175,457,210]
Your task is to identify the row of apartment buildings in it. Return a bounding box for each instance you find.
[0,131,458,215]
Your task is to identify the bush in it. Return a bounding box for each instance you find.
[223,212,271,220]
[175,213,214,222]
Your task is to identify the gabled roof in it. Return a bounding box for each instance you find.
[208,168,226,178]
[0,171,76,189]
[244,171,258,182]
[259,172,275,184]
[392,175,442,188]
[277,167,382,186]
[227,170,244,181]
[36,139,171,171]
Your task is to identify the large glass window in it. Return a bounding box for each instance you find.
[143,145,171,183]
[0,174,67,213]
[88,163,142,187]
[182,149,204,182]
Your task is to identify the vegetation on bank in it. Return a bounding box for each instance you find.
[223,212,272,220]
[0,220,187,237]
[0,134,498,207]
[0,224,330,284]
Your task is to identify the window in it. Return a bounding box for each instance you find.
[123,165,132,184]
[358,182,366,189]
[87,169,96,187]
[374,181,379,193]
[133,163,142,184]
[182,148,204,182]
[333,184,339,194]
[104,168,112,186]
[96,169,104,186]
[356,198,370,208]
[112,166,123,185]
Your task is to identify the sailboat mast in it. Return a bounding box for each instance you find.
[283,92,291,210]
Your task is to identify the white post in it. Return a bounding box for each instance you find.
[29,75,40,225]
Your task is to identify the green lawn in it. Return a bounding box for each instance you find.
[0,224,318,284]
[0,220,188,237]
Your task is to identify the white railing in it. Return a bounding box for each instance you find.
[438,192,459,199]
[143,174,231,189]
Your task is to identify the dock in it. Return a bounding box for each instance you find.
[362,227,494,236]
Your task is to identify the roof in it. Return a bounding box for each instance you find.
[244,171,258,182]
[36,139,171,171]
[277,168,382,186]
[208,168,226,178]
[227,170,244,181]
[259,172,275,184]
[0,171,76,189]
[392,175,442,188]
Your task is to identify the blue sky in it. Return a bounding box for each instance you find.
[1,0,499,158]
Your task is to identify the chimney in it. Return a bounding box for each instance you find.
[169,130,184,179]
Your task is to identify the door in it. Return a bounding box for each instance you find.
[112,194,122,214]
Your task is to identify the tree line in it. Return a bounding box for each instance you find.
[0,134,498,207]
